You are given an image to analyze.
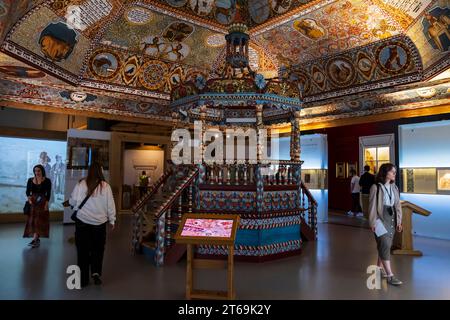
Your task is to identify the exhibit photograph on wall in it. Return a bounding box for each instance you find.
[0,136,67,213]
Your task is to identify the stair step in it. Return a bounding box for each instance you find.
[300,217,316,241]
[141,241,156,249]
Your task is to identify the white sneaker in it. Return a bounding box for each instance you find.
[347,211,354,216]
[356,212,364,218]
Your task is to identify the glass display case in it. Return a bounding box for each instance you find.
[364,146,390,174]
[302,169,328,190]
[67,138,109,170]
[402,168,450,195]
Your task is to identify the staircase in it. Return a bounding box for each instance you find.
[300,181,318,241]
[131,165,199,266]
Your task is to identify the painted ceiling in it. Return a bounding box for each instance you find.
[0,0,449,122]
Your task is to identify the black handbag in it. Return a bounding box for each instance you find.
[71,181,101,222]
[71,194,92,222]
[23,201,31,215]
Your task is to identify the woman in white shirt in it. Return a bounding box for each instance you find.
[69,162,116,287]
[368,163,403,286]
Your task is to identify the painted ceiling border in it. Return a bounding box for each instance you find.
[250,0,337,37]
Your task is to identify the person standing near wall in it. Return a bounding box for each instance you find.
[369,163,403,286]
[359,165,375,220]
[138,170,149,198]
[24,164,51,248]
[347,169,363,217]
[68,162,116,287]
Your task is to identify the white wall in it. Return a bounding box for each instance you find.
[399,120,450,240]
[278,134,329,222]
[123,149,164,186]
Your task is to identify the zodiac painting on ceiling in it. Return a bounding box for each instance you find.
[376,42,411,75]
[271,0,292,14]
[39,22,77,62]
[215,0,236,25]
[141,22,193,62]
[189,0,214,16]
[141,35,191,62]
[422,7,450,52]
[163,22,194,42]
[249,0,270,24]
[326,57,356,87]
[293,18,325,41]
[89,50,121,79]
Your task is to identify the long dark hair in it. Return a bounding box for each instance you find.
[33,164,46,178]
[376,163,396,184]
[85,162,105,195]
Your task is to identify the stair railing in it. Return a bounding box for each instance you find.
[131,169,173,253]
[300,181,318,239]
[153,167,199,266]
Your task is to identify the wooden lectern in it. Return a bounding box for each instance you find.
[392,201,431,256]
[174,213,240,300]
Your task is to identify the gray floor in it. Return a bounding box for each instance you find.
[1,215,450,300]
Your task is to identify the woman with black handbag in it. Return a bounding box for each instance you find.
[368,163,403,286]
[68,162,116,288]
[24,164,51,248]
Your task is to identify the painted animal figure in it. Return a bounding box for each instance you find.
[216,0,236,23]
[273,0,290,13]
[93,57,112,72]
[40,35,71,61]
[384,46,402,70]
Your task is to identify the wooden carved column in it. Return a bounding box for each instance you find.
[293,111,301,162]
[255,104,264,214]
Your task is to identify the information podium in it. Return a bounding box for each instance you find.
[392,201,431,256]
[174,213,240,300]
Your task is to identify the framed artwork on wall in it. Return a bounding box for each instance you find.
[346,162,358,178]
[336,162,345,179]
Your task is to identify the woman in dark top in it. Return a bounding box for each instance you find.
[24,164,52,248]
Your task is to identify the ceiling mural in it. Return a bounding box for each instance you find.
[7,5,91,75]
[82,45,211,95]
[0,0,449,121]
[371,0,435,30]
[0,0,42,41]
[49,0,123,39]
[254,0,402,65]
[406,0,449,72]
[99,6,224,70]
[0,77,172,121]
[300,78,450,124]
[144,0,317,28]
[283,35,422,99]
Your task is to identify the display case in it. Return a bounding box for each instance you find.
[402,168,450,195]
[302,169,328,190]
[67,137,109,169]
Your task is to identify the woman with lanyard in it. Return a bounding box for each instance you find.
[368,163,403,286]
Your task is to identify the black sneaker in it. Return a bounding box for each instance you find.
[28,239,36,246]
[387,276,403,286]
[92,274,102,285]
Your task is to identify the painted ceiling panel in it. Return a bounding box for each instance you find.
[254,0,402,66]
[406,0,449,70]
[100,6,225,70]
[0,0,448,108]
[8,6,91,75]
